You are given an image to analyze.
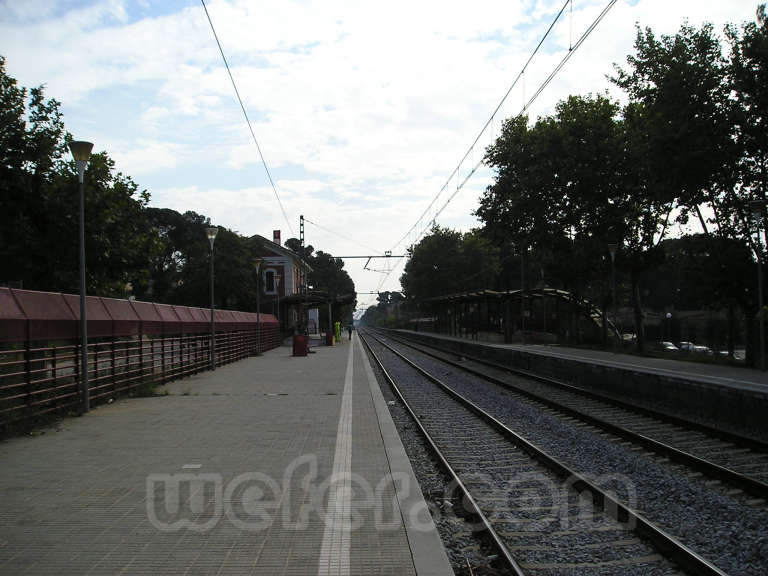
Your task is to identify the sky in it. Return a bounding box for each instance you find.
[0,0,761,314]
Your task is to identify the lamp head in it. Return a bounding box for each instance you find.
[206,227,218,249]
[69,140,94,183]
[68,141,93,162]
[252,257,263,271]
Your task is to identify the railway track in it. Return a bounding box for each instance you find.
[360,329,730,576]
[378,329,768,501]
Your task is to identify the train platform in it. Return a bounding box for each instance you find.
[0,336,452,575]
[397,329,768,392]
[394,329,768,433]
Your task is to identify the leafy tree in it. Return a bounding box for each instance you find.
[611,23,736,236]
[145,208,263,310]
[612,13,768,354]
[400,225,498,301]
[727,4,768,247]
[0,56,157,296]
[283,238,355,298]
[0,56,273,314]
[477,95,650,345]
[359,291,407,327]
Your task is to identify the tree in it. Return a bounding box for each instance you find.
[400,225,498,301]
[727,4,768,247]
[144,208,263,310]
[612,13,768,354]
[0,56,158,296]
[477,95,651,345]
[612,23,736,236]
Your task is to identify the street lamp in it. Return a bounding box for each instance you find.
[512,243,526,344]
[750,201,766,371]
[206,226,219,370]
[253,258,263,354]
[275,274,282,332]
[69,140,94,413]
[608,243,618,343]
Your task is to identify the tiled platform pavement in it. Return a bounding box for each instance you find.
[0,336,453,575]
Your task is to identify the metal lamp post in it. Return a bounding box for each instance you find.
[253,258,263,354]
[275,275,281,336]
[521,245,526,344]
[206,226,219,370]
[751,201,766,371]
[512,243,526,344]
[69,140,94,413]
[608,243,618,343]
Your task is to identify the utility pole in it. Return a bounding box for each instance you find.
[520,245,526,344]
[751,201,766,371]
[300,215,308,333]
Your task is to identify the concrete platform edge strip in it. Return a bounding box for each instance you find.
[356,336,455,576]
[318,343,355,575]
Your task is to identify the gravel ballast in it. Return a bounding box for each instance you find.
[374,334,768,576]
[364,334,683,576]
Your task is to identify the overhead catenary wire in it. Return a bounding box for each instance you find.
[304,217,383,255]
[371,0,618,300]
[389,0,574,254]
[200,0,294,236]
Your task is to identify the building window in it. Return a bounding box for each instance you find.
[265,269,275,294]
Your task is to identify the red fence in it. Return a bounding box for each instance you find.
[0,288,280,428]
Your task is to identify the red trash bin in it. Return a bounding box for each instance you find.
[292,334,308,356]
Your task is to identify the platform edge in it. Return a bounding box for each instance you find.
[356,336,455,576]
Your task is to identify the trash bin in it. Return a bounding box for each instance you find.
[325,331,334,346]
[292,334,308,357]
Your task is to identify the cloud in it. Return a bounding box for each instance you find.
[1,0,760,305]
[109,138,185,175]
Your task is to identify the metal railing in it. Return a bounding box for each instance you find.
[0,326,280,428]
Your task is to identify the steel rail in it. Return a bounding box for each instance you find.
[359,331,526,576]
[366,330,728,576]
[380,330,768,500]
[385,329,768,452]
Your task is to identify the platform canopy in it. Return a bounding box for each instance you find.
[278,290,356,306]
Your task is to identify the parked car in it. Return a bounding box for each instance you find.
[660,341,679,352]
[678,341,714,355]
[678,341,695,352]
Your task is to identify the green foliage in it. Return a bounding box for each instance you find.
[726,4,768,243]
[478,94,634,297]
[143,209,264,311]
[0,56,158,296]
[0,55,264,312]
[359,291,410,327]
[284,238,355,298]
[399,225,499,300]
[643,234,753,312]
[475,11,768,351]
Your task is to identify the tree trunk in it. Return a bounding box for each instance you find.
[632,272,645,353]
[727,299,735,357]
[601,296,608,347]
[745,313,756,368]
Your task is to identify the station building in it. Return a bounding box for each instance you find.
[251,230,312,336]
